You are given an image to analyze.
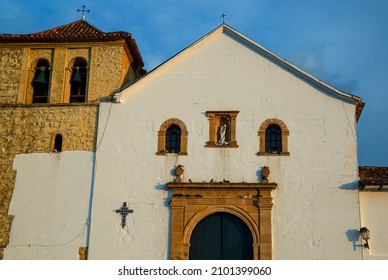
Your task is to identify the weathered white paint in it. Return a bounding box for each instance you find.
[88,26,362,259]
[4,152,93,260]
[360,191,388,259]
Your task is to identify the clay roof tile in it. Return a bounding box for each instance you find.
[359,166,388,186]
[0,20,143,67]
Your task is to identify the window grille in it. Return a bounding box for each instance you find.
[166,125,181,153]
[265,125,282,154]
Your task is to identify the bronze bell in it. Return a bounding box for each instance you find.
[70,68,82,84]
[32,71,47,85]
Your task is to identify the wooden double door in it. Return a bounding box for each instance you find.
[189,212,253,260]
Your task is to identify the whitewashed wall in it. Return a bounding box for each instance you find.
[88,29,362,259]
[360,192,388,259]
[4,152,93,259]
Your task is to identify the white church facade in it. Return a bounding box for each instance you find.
[3,24,387,260]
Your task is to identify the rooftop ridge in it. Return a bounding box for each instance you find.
[0,20,132,42]
[38,20,105,36]
[0,20,144,68]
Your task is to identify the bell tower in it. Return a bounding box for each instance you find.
[0,19,145,259]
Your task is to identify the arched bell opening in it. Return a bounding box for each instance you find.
[67,57,88,103]
[29,59,51,103]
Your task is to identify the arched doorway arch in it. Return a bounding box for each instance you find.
[183,205,259,245]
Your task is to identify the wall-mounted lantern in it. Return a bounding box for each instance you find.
[359,227,370,249]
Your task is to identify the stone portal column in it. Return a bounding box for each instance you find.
[170,206,185,260]
[258,189,274,260]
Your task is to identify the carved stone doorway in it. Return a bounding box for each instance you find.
[167,182,276,260]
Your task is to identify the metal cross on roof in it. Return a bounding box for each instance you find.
[221,13,226,24]
[115,202,134,228]
[77,5,90,21]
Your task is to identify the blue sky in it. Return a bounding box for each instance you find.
[1,0,387,166]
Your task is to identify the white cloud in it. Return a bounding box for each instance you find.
[290,41,359,92]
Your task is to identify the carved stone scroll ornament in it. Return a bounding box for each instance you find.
[175,165,184,183]
[261,166,270,183]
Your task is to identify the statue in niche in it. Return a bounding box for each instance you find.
[217,117,230,145]
[218,124,227,145]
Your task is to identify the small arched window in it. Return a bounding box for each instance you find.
[70,58,88,103]
[157,118,188,155]
[32,59,50,103]
[258,118,290,156]
[53,134,63,152]
[265,125,281,154]
[166,125,181,153]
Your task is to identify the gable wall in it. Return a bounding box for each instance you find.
[88,32,361,259]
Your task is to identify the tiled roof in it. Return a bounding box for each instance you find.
[359,166,388,186]
[0,20,143,67]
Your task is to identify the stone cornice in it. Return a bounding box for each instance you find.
[167,182,277,190]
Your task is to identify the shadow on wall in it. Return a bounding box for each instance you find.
[154,183,172,260]
[341,182,363,252]
[345,229,362,251]
[256,166,271,183]
[339,181,359,190]
[256,169,263,183]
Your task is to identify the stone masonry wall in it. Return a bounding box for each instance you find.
[0,48,23,104]
[0,104,98,259]
[88,44,126,100]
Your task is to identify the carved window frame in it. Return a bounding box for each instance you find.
[157,118,188,155]
[206,111,239,148]
[258,118,290,156]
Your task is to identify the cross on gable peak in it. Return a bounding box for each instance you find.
[221,13,226,24]
[77,5,90,21]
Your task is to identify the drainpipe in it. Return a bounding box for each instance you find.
[358,190,365,260]
[85,151,97,259]
[84,105,101,259]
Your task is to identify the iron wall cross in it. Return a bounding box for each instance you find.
[115,202,134,228]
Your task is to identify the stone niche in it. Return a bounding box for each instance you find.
[167,181,276,260]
